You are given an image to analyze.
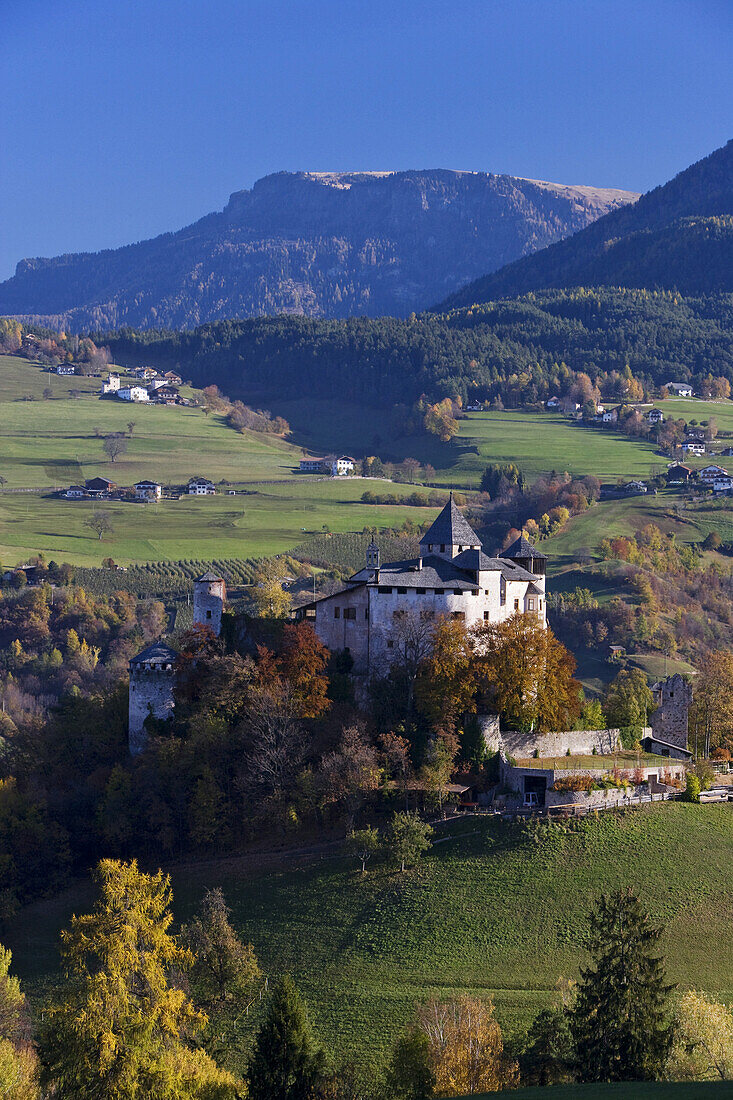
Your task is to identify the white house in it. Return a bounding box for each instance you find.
[65,485,88,499]
[712,476,733,494]
[698,464,728,482]
[187,477,216,495]
[101,371,121,394]
[118,385,150,402]
[296,498,547,678]
[135,480,162,501]
[602,407,619,424]
[647,408,664,424]
[681,441,705,456]
[546,396,560,409]
[55,364,76,376]
[330,456,355,476]
[299,458,326,473]
[624,481,647,494]
[665,382,693,397]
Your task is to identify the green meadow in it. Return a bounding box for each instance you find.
[0,356,441,566]
[454,1085,733,1100]
[6,805,733,1072]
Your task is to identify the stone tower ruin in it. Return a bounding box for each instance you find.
[650,673,693,753]
[193,570,226,636]
[128,640,178,755]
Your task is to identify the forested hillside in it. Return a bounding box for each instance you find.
[105,288,733,410]
[0,170,635,330]
[442,139,733,306]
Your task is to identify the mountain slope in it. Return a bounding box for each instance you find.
[442,140,733,307]
[0,170,636,331]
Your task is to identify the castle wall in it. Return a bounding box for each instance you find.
[477,717,625,757]
[193,580,225,636]
[128,669,176,755]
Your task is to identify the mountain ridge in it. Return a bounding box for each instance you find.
[0,168,637,331]
[441,140,733,307]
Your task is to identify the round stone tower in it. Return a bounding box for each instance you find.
[128,640,178,755]
[193,570,226,636]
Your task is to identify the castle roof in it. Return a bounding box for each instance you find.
[349,551,534,587]
[196,570,224,582]
[130,640,178,667]
[420,497,479,548]
[500,534,546,560]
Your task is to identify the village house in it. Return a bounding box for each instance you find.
[665,382,693,397]
[101,371,121,394]
[624,480,647,494]
[296,498,547,678]
[85,477,116,496]
[299,458,325,473]
[134,480,162,501]
[152,385,179,404]
[118,385,150,402]
[55,364,76,376]
[187,476,216,495]
[665,463,693,484]
[698,463,728,483]
[65,485,88,499]
[546,396,560,409]
[718,446,733,457]
[163,371,182,385]
[330,456,355,476]
[681,440,705,457]
[647,408,664,424]
[601,406,619,424]
[713,476,733,494]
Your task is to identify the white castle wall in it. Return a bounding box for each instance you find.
[477,717,627,757]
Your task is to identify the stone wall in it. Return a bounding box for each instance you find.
[477,715,623,757]
[128,669,176,755]
[193,578,225,636]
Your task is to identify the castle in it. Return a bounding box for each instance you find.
[128,570,226,754]
[296,497,547,676]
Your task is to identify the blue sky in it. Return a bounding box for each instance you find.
[2,0,731,279]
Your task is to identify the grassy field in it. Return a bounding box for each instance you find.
[5,804,733,1073]
[0,356,444,566]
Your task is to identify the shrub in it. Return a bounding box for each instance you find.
[684,774,701,803]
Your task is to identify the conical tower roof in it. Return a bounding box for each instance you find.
[500,534,546,560]
[420,495,480,548]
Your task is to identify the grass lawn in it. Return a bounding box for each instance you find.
[514,752,675,770]
[6,804,733,1073]
[451,1084,733,1100]
[0,355,445,566]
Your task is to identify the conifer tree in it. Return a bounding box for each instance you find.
[381,1029,435,1100]
[570,889,675,1082]
[247,975,325,1100]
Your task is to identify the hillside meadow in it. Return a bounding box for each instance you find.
[5,804,733,1074]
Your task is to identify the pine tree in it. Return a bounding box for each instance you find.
[247,975,325,1100]
[381,1029,435,1100]
[570,889,675,1082]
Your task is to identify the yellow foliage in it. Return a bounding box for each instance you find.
[417,996,518,1096]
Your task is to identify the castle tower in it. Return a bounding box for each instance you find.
[419,494,481,561]
[500,533,547,592]
[650,674,693,752]
[193,570,226,636]
[128,640,178,755]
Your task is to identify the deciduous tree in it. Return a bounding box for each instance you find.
[183,887,261,1004]
[103,433,128,462]
[386,812,433,872]
[669,990,733,1081]
[416,996,518,1095]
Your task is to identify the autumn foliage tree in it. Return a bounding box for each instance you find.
[42,859,239,1099]
[415,618,476,733]
[474,615,580,732]
[416,996,518,1095]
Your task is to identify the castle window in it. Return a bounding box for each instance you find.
[378,586,392,594]
[500,576,506,606]
[472,590,479,596]
[539,600,542,610]
[484,611,490,621]
[458,546,463,552]
[387,640,394,648]
[365,609,369,619]
[206,609,212,619]
[416,587,426,594]
[514,599,519,610]
[440,544,446,552]
[528,598,535,611]
[343,607,356,620]
[453,588,462,595]
[434,588,444,595]
[397,586,407,594]
[334,607,340,619]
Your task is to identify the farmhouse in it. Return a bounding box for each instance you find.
[624,480,647,494]
[647,408,664,424]
[163,371,182,385]
[713,476,733,494]
[681,440,705,456]
[299,458,325,473]
[118,385,150,402]
[330,456,355,476]
[135,480,162,501]
[698,463,728,482]
[601,407,619,424]
[55,364,76,376]
[101,371,121,394]
[85,477,116,496]
[665,463,693,484]
[665,382,693,397]
[65,485,88,499]
[296,498,546,677]
[187,476,216,495]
